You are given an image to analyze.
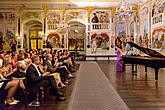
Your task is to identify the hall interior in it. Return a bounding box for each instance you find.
[0,0,164,110]
[0,0,164,57]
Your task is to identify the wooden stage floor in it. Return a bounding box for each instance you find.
[98,61,165,110]
[0,61,165,110]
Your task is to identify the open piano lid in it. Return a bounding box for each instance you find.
[128,42,165,58]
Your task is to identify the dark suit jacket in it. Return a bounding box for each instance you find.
[44,60,56,73]
[12,69,25,78]
[26,64,44,94]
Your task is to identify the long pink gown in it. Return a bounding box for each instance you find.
[116,48,122,72]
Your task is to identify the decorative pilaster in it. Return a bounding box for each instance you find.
[43,6,48,48]
[148,0,152,48]
[111,7,116,37]
[85,7,94,47]
[61,7,66,18]
[15,7,21,49]
[136,5,140,36]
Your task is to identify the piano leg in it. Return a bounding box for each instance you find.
[145,65,148,74]
[132,64,134,74]
[122,60,125,72]
[135,64,137,73]
[145,66,148,80]
[132,64,137,75]
[155,68,159,80]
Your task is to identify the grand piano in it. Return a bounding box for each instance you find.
[122,42,165,80]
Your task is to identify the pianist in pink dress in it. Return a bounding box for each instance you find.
[116,45,122,72]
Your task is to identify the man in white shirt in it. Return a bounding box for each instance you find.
[26,55,66,107]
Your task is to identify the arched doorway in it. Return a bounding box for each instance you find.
[23,20,43,50]
[67,21,86,51]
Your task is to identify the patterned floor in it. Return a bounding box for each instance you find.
[67,62,129,110]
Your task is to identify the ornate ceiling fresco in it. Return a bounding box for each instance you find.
[0,0,147,9]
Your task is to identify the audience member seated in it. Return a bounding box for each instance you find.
[39,62,66,89]
[0,64,19,105]
[24,53,32,66]
[11,52,17,69]
[63,49,75,71]
[41,50,47,62]
[2,55,17,79]
[0,48,77,106]
[2,56,25,91]
[17,52,25,61]
[26,55,66,107]
[56,51,75,77]
[12,61,26,90]
[45,54,69,85]
[0,74,19,105]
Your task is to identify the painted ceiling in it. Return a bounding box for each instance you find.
[0,0,148,9]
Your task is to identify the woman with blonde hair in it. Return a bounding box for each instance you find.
[0,56,19,105]
[0,73,19,105]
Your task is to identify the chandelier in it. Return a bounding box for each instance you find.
[116,0,133,20]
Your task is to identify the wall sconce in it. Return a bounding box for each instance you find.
[137,21,139,26]
[18,36,20,40]
[17,36,20,44]
[74,29,78,33]
[43,34,47,41]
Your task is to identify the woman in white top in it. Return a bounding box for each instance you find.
[0,55,22,105]
[0,68,19,105]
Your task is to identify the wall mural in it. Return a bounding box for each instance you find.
[46,11,67,48]
[0,12,16,52]
[0,12,15,22]
[152,28,165,49]
[47,12,63,31]
[151,0,165,49]
[152,0,164,17]
[90,11,110,30]
[90,10,111,52]
[47,33,64,48]
[66,11,87,23]
[22,11,42,21]
[91,33,109,50]
[116,23,134,50]
[46,11,87,50]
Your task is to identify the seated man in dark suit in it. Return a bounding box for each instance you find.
[26,55,66,107]
[44,54,69,84]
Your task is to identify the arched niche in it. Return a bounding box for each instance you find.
[67,20,86,51]
[23,20,43,50]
